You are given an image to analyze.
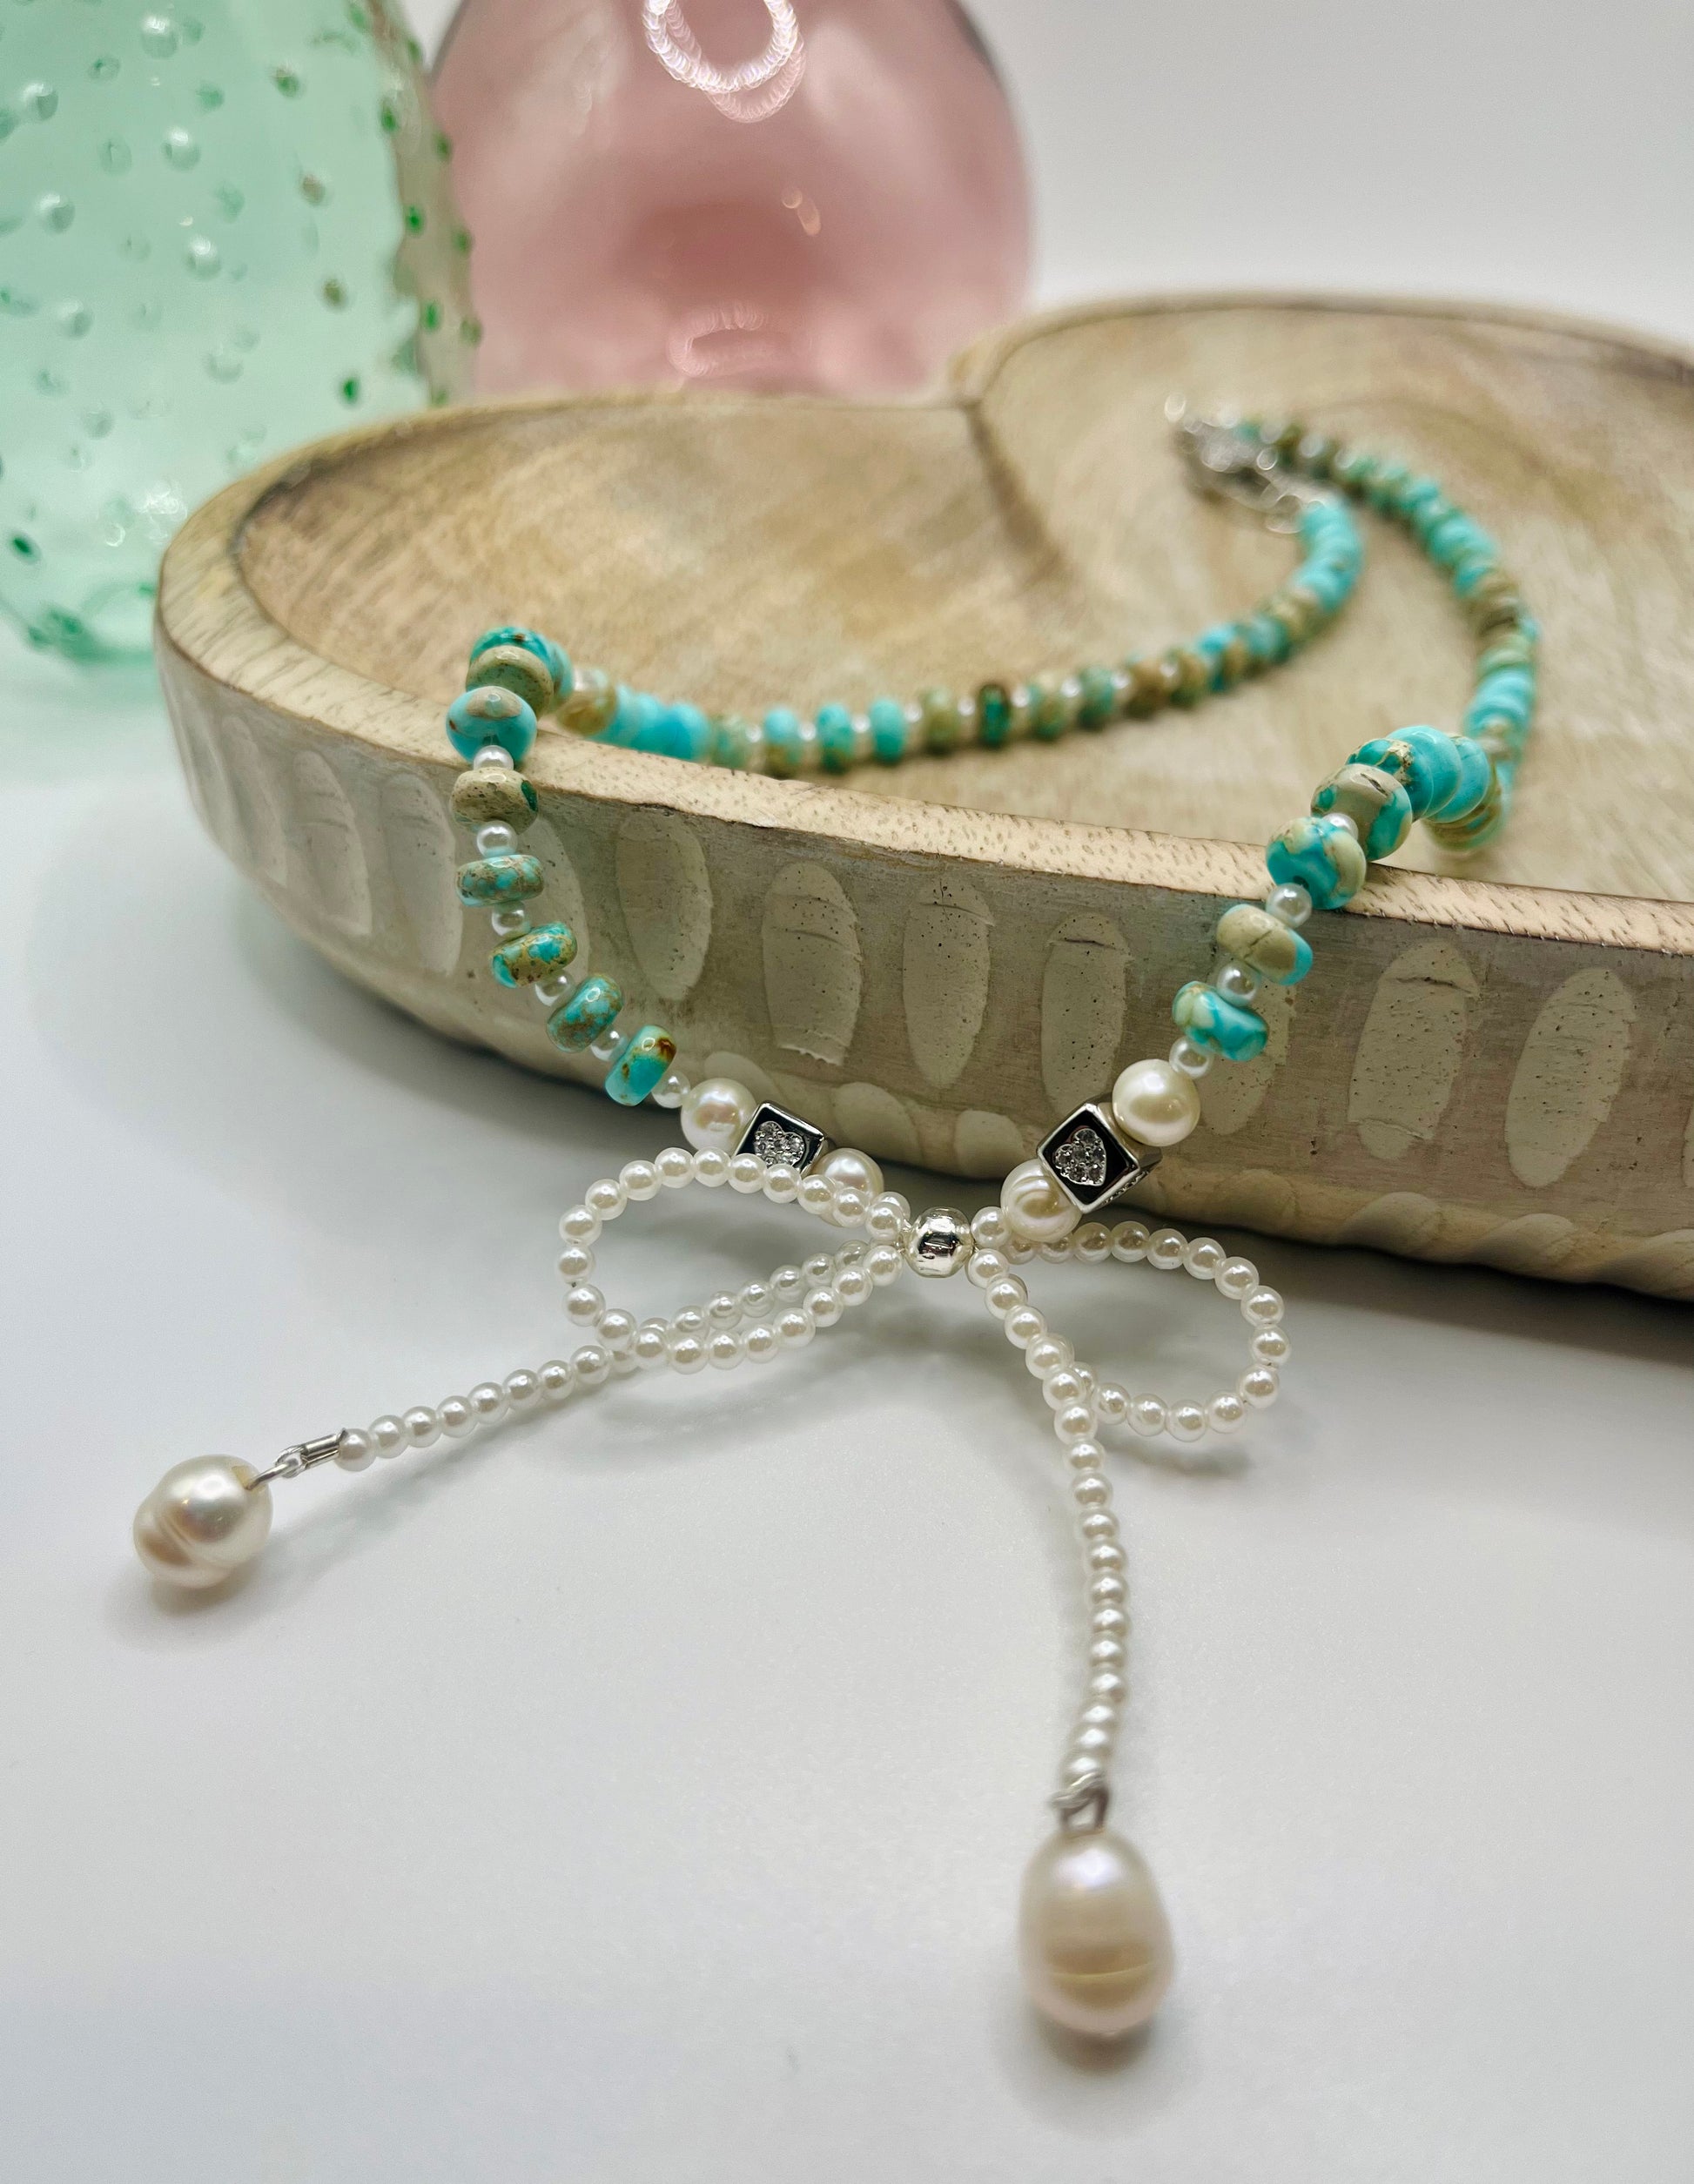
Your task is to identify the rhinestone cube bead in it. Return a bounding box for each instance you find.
[736,1102,831,1175]
[1037,1102,1161,1214]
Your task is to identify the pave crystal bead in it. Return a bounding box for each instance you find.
[735,1102,830,1176]
[1036,1102,1161,1213]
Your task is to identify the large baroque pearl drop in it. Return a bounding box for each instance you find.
[1111,1058,1201,1147]
[1019,1827,1174,2037]
[1000,1157,1080,1244]
[133,1458,272,1589]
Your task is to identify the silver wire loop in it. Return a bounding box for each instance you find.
[1051,1771,1112,1833]
[249,1431,347,1488]
[1172,405,1334,534]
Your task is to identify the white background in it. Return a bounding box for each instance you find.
[3,3,1692,2180]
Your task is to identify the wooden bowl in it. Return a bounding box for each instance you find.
[156,295,1694,1300]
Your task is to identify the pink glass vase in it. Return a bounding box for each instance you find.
[432,0,1030,395]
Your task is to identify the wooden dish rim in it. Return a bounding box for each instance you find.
[156,286,1694,959]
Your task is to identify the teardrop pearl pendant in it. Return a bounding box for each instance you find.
[1019,1824,1175,2038]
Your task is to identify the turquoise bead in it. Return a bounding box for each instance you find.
[1215,902,1313,984]
[447,685,537,765]
[815,702,856,772]
[1267,814,1368,910]
[490,922,577,987]
[1350,725,1462,819]
[1078,665,1119,725]
[1312,763,1414,859]
[1465,670,1534,732]
[1243,613,1290,666]
[975,683,1013,747]
[763,707,803,777]
[457,853,543,906]
[548,974,622,1052]
[1172,980,1268,1060]
[1431,735,1494,820]
[469,625,571,697]
[604,1024,677,1106]
[869,696,908,764]
[635,702,711,763]
[603,687,659,747]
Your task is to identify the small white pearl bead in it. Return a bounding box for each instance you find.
[1110,1221,1150,1262]
[1090,1643,1126,1676]
[1146,1227,1186,1271]
[537,1363,574,1403]
[335,1428,375,1471]
[1055,1404,1098,1444]
[572,1344,612,1388]
[966,1247,1008,1288]
[1251,1325,1290,1365]
[1000,1158,1080,1245]
[1241,1284,1284,1327]
[763,1164,800,1203]
[797,1173,834,1216]
[680,1077,756,1154]
[1169,1035,1213,1078]
[475,822,515,856]
[865,1244,903,1287]
[1208,1391,1248,1433]
[819,1146,884,1200]
[1043,1367,1090,1411]
[1095,1381,1129,1426]
[437,1394,476,1435]
[1090,1572,1127,1605]
[776,1307,814,1348]
[505,1370,541,1411]
[770,1266,805,1302]
[804,1285,844,1328]
[1086,1536,1126,1572]
[1072,1472,1111,1508]
[728,1152,766,1193]
[1111,1057,1201,1147]
[1213,958,1261,1004]
[1167,1401,1207,1442]
[589,1027,629,1065]
[707,1330,743,1370]
[1215,1254,1259,1300]
[1240,1364,1281,1408]
[598,1309,636,1354]
[743,1321,780,1362]
[655,1145,694,1188]
[1065,1440,1106,1469]
[693,1148,730,1187]
[467,1382,506,1421]
[564,1283,605,1327]
[404,1405,440,1447]
[472,743,514,769]
[706,1291,742,1327]
[1128,1394,1167,1436]
[1038,1235,1073,1263]
[556,1243,595,1283]
[1072,1221,1113,1264]
[831,1187,868,1227]
[835,1264,872,1307]
[1266,880,1313,925]
[984,1276,1027,1319]
[651,1068,690,1110]
[489,906,528,937]
[619,1159,661,1202]
[1004,1305,1046,1349]
[1184,1236,1226,1280]
[803,1253,834,1287]
[669,1334,708,1374]
[633,1321,669,1370]
[971,1203,1012,1251]
[671,1306,707,1340]
[1026,1334,1072,1380]
[559,1204,601,1245]
[585,1178,627,1220]
[868,1189,910,1232]
[370,1414,407,1455]
[1092,1603,1129,1636]
[1079,1510,1118,1544]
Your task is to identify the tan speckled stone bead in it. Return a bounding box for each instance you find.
[466,642,555,716]
[449,766,539,831]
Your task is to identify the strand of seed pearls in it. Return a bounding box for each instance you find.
[965,1200,1284,2040]
[319,1151,914,1472]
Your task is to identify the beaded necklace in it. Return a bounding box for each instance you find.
[132,411,1537,2041]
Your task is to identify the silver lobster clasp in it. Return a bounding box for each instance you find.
[1169,402,1333,534]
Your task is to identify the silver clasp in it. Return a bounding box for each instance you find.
[1169,401,1332,534]
[250,1431,346,1488]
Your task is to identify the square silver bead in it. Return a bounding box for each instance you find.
[736,1101,831,1175]
[1037,1101,1161,1214]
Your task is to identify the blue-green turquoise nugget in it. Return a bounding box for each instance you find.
[1311,762,1414,859]
[469,625,572,697]
[1215,903,1312,984]
[1172,980,1267,1060]
[1349,726,1461,818]
[605,1025,677,1105]
[868,696,908,763]
[1267,814,1368,910]
[548,974,622,1052]
[447,684,537,765]
[490,922,577,987]
[815,703,856,772]
[457,853,543,906]
[763,708,804,776]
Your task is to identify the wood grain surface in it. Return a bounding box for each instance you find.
[155,294,1694,1297]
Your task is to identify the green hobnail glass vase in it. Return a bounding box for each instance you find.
[0,0,476,663]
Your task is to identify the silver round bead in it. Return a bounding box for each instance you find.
[902,1206,974,1279]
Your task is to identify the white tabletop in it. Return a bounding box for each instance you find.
[5,2,1694,2174]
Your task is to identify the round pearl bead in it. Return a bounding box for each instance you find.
[1242,1285,1285,1327]
[1208,1391,1248,1433]
[1004,1306,1046,1349]
[743,1321,780,1362]
[1146,1228,1186,1272]
[572,1345,612,1388]
[1184,1237,1226,1280]
[1251,1325,1290,1365]
[1019,1829,1175,2038]
[133,1457,272,1589]
[680,1077,756,1154]
[504,1370,541,1410]
[1110,1058,1200,1148]
[984,1276,1027,1319]
[655,1145,694,1187]
[335,1428,375,1471]
[1128,1395,1167,1436]
[1215,1256,1259,1300]
[728,1153,767,1193]
[818,1146,884,1201]
[1240,1364,1281,1408]
[1026,1334,1073,1381]
[865,1245,904,1287]
[619,1159,661,1202]
[1167,1401,1207,1442]
[1110,1221,1150,1262]
[1000,1159,1080,1246]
